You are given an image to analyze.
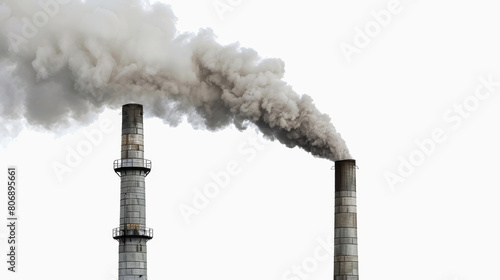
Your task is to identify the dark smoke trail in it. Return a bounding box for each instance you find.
[0,0,350,160]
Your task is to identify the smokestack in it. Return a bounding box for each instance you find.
[334,159,358,280]
[112,104,153,280]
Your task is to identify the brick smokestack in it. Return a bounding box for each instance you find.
[112,104,153,280]
[334,159,358,280]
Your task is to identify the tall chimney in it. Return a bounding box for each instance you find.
[334,159,358,280]
[112,104,153,280]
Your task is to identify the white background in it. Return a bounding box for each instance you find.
[1,0,500,280]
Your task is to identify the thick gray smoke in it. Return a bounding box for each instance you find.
[0,0,350,160]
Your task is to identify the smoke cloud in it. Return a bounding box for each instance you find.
[0,0,350,160]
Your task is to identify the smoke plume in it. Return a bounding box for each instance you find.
[0,0,350,160]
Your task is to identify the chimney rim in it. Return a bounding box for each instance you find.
[335,159,355,163]
[123,103,143,107]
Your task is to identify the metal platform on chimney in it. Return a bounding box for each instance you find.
[113,159,152,176]
[112,225,153,240]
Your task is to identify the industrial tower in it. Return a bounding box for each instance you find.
[113,104,153,280]
[334,159,359,280]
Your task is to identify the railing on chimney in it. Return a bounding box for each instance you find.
[112,224,153,239]
[113,159,151,176]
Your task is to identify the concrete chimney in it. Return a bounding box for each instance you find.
[112,104,153,280]
[334,159,358,280]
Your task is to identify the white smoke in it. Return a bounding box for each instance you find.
[0,0,350,160]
